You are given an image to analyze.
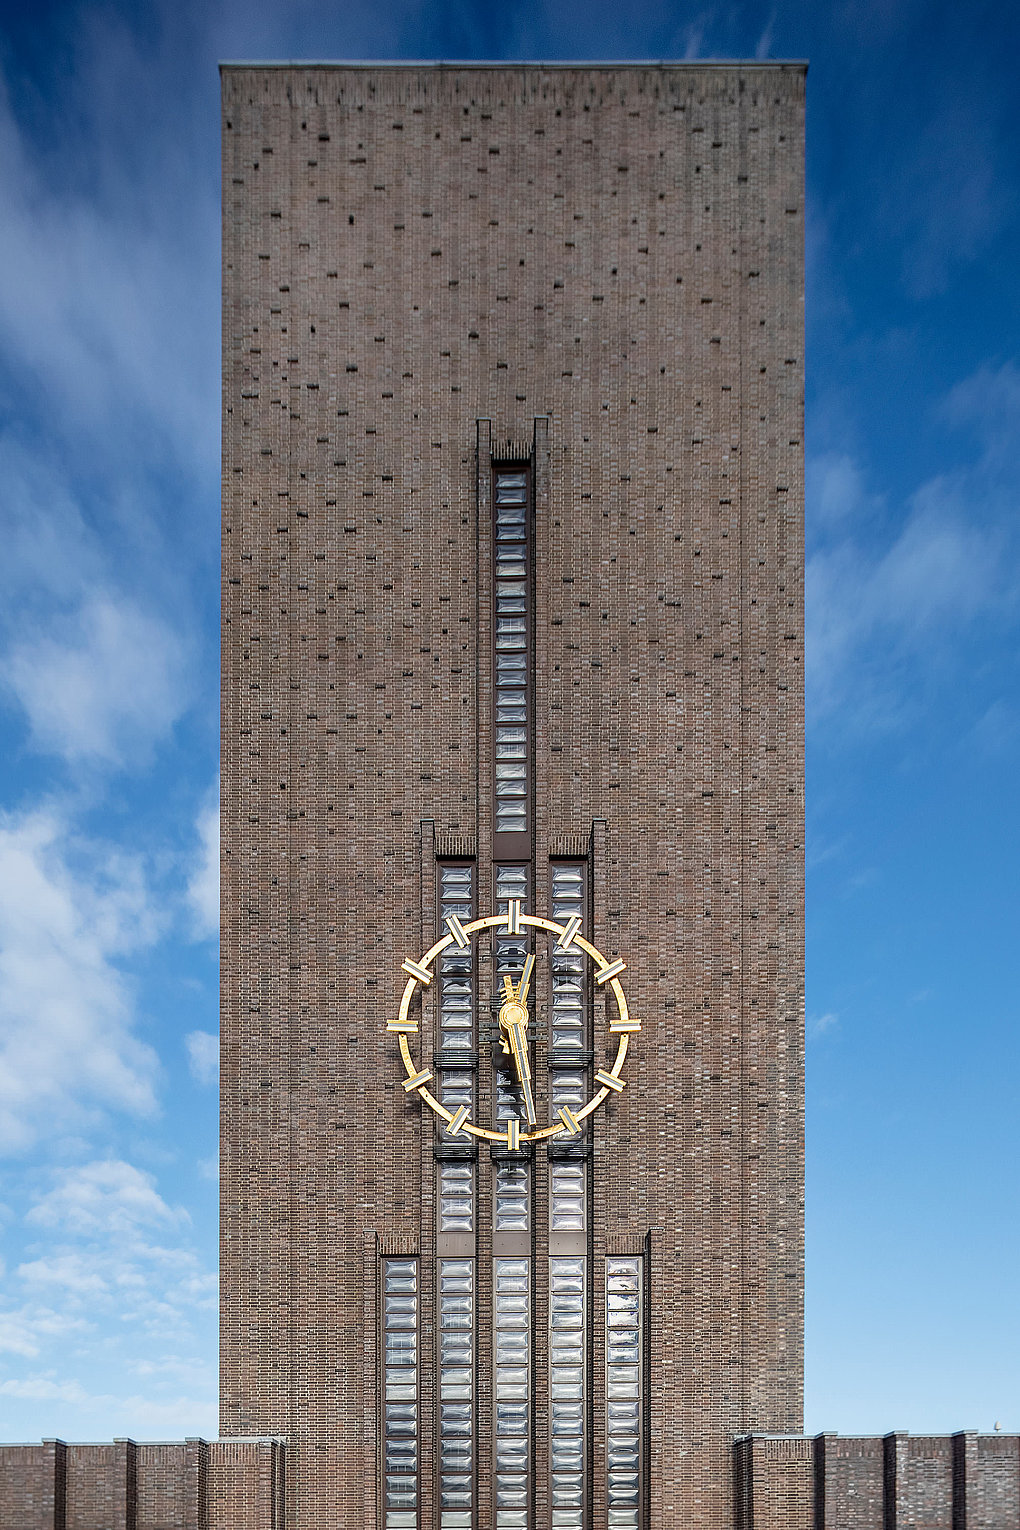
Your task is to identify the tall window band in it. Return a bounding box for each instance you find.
[492,466,532,859]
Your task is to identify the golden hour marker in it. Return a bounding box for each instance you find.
[595,1068,625,1093]
[609,1015,642,1033]
[558,1105,581,1136]
[595,958,626,986]
[445,913,470,949]
[556,913,583,951]
[387,1017,419,1034]
[401,958,434,985]
[402,1068,433,1092]
[506,1118,520,1151]
[505,899,522,935]
[447,1104,470,1135]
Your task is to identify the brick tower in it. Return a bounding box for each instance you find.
[220,61,806,1530]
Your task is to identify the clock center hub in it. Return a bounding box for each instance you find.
[499,1001,528,1029]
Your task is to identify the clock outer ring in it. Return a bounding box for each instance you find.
[389,912,635,1144]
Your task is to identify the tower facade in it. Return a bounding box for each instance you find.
[220,61,805,1530]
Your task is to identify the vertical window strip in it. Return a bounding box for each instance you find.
[438,864,475,1232]
[494,865,532,1233]
[438,865,474,1054]
[550,862,589,1235]
[606,1257,643,1530]
[493,469,530,835]
[382,1259,418,1530]
[439,1259,475,1530]
[550,863,586,1052]
[494,1159,530,1232]
[549,1257,587,1530]
[494,1257,531,1529]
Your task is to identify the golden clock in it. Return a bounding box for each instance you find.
[388,898,640,1146]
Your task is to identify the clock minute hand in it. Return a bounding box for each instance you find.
[508,1019,537,1125]
[514,952,536,1006]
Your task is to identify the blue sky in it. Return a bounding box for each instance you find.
[0,0,1017,1442]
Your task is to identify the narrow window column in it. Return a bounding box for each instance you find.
[437,863,476,1235]
[494,1256,532,1529]
[438,1258,475,1530]
[606,1257,644,1529]
[381,1259,419,1530]
[550,1256,587,1530]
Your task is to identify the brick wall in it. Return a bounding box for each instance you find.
[220,61,805,1530]
[735,1435,1020,1530]
[0,1438,284,1530]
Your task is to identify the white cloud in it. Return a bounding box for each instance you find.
[185,1032,219,1089]
[807,361,1020,728]
[807,452,880,531]
[0,810,160,1151]
[0,1376,92,1402]
[26,1161,186,1237]
[0,1304,89,1358]
[187,786,219,940]
[5,596,187,767]
[0,60,218,475]
[809,1012,840,1040]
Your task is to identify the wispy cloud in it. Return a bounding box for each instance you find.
[809,1012,840,1041]
[6,597,188,767]
[0,52,217,475]
[185,1032,219,1088]
[0,810,160,1152]
[26,1161,186,1237]
[187,784,219,940]
[807,362,1020,731]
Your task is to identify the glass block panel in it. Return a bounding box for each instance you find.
[605,1256,643,1530]
[550,863,586,1050]
[439,1258,474,1530]
[550,1256,586,1529]
[550,1160,586,1232]
[437,863,475,1228]
[494,1159,529,1232]
[439,1161,474,1234]
[383,1260,418,1525]
[439,863,474,1053]
[493,470,529,834]
[495,1258,531,1529]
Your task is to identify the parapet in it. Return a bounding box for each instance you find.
[0,1436,285,1530]
[734,1432,1020,1530]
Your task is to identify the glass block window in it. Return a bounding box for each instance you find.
[382,1259,418,1530]
[494,1257,531,1530]
[438,1160,474,1234]
[549,1158,586,1233]
[439,1259,475,1530]
[606,1257,643,1530]
[549,1257,587,1530]
[550,863,586,1051]
[494,1159,530,1233]
[493,469,530,836]
[438,863,475,1232]
[438,865,474,1054]
[495,865,530,975]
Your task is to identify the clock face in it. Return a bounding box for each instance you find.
[388,899,640,1146]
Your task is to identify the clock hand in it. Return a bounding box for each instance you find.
[514,952,535,1006]
[507,1019,537,1125]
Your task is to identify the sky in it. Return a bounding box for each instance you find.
[0,0,1017,1444]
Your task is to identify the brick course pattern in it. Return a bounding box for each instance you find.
[0,1438,285,1530]
[219,62,805,1530]
[734,1434,1020,1530]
